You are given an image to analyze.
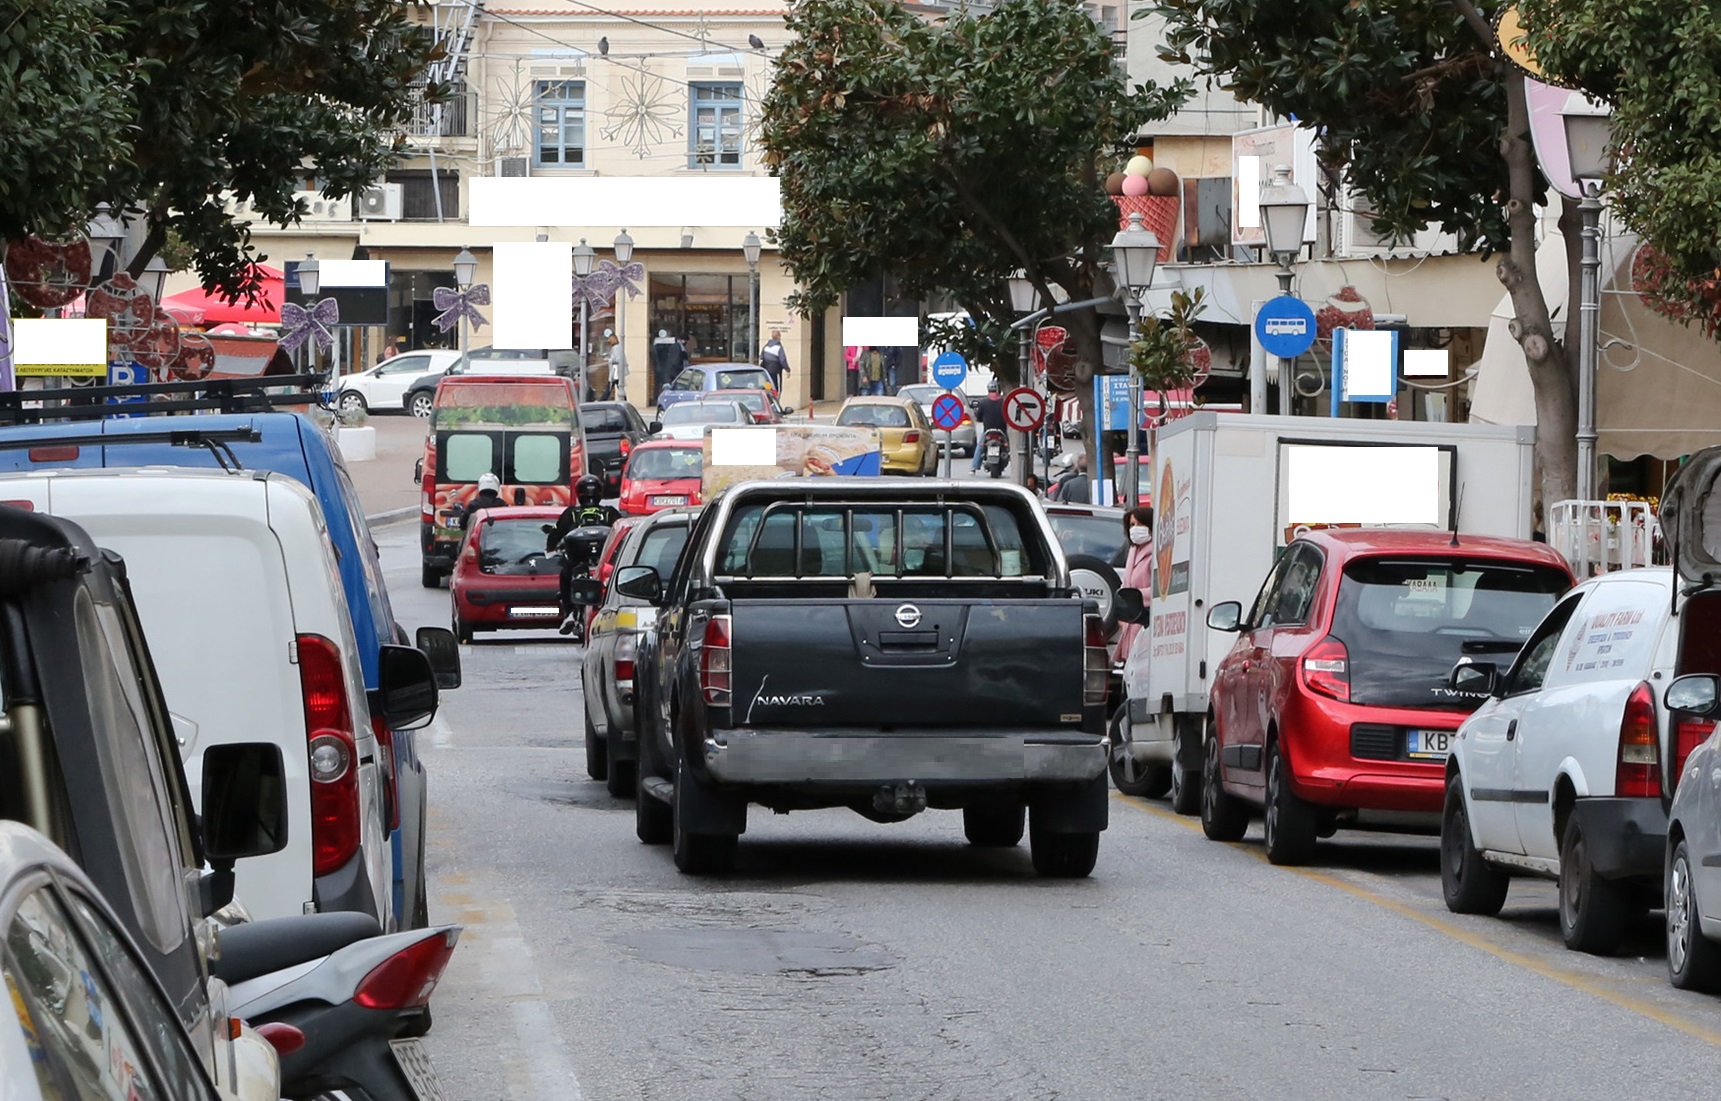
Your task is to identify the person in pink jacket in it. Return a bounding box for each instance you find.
[1113,506,1154,663]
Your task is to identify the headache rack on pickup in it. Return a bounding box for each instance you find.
[0,374,327,425]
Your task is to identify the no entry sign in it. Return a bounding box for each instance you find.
[1003,387,1047,432]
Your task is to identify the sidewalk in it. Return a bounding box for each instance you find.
[346,415,428,524]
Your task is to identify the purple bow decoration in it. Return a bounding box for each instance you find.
[280,297,340,353]
[431,283,490,334]
[572,259,645,310]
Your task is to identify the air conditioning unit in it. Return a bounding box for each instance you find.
[356,183,404,221]
[498,156,531,178]
[1335,185,1459,259]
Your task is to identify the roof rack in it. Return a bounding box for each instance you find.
[0,426,264,472]
[0,374,327,426]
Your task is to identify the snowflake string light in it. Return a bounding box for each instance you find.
[486,61,536,160]
[602,70,683,159]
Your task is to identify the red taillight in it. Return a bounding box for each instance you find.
[354,928,460,1011]
[615,658,636,683]
[254,1022,304,1057]
[1616,681,1660,797]
[700,615,732,705]
[27,446,78,463]
[0,499,34,511]
[1300,637,1350,702]
[904,430,921,444]
[1674,718,1714,791]
[371,715,399,833]
[297,633,361,878]
[1083,613,1109,706]
[620,437,633,457]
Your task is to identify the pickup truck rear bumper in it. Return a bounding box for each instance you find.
[703,729,1107,785]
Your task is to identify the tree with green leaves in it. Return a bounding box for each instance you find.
[760,0,1190,469]
[1,0,437,298]
[1518,1,1721,333]
[1154,0,1582,513]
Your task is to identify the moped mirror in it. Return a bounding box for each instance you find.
[199,742,288,914]
[415,625,463,690]
[1114,587,1147,626]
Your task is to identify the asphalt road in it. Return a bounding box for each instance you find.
[373,521,1721,1100]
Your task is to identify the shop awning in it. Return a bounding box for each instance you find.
[160,265,284,326]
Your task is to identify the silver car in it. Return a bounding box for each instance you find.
[898,383,975,455]
[581,509,697,797]
[1662,674,1721,991]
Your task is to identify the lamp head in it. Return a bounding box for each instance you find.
[1561,92,1615,184]
[1107,211,1160,297]
[452,247,477,290]
[573,237,596,277]
[1258,164,1310,260]
[613,228,634,264]
[297,253,321,296]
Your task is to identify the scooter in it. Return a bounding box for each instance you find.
[981,428,1008,479]
[218,912,462,1101]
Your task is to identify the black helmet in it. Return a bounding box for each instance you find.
[576,474,605,505]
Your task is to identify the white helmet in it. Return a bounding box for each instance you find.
[477,472,501,494]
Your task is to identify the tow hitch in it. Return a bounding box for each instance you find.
[873,781,928,817]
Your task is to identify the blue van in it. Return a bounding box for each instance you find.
[0,411,438,927]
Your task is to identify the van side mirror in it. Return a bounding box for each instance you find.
[781,406,795,416]
[414,626,463,690]
[413,458,423,483]
[648,421,662,434]
[1449,661,1499,697]
[513,488,527,505]
[614,565,663,603]
[199,742,288,914]
[1206,601,1243,632]
[1666,673,1721,717]
[1114,587,1147,625]
[375,644,439,729]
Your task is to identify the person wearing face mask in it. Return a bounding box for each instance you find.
[1113,506,1155,665]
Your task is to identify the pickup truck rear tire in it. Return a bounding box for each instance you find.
[1441,776,1509,915]
[605,756,636,800]
[1028,821,1099,878]
[1263,741,1318,866]
[584,711,607,781]
[963,804,1025,847]
[636,764,672,844]
[672,756,737,875]
[1559,815,1638,955]
[1201,735,1249,842]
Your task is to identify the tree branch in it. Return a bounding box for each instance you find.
[1449,0,1496,50]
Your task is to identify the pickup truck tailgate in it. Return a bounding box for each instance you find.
[727,598,1086,728]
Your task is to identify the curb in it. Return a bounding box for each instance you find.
[365,506,419,527]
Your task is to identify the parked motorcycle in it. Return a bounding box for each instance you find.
[981,428,1008,479]
[218,912,462,1101]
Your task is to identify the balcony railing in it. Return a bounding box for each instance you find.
[402,85,477,140]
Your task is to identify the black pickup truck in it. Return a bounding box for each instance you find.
[618,479,1111,876]
[580,400,651,496]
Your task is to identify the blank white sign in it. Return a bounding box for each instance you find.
[710,428,775,466]
[1284,444,1441,525]
[491,242,572,350]
[12,318,106,365]
[1340,329,1397,399]
[841,316,919,347]
[1402,348,1450,377]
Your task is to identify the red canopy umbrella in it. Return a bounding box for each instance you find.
[160,265,284,325]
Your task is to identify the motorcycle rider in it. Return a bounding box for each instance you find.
[970,379,1008,472]
[548,474,621,636]
[459,472,506,531]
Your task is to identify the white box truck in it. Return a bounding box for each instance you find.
[1117,412,1538,812]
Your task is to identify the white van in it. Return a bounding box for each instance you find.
[1,467,401,927]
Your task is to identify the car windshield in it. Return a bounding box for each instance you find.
[837,404,911,428]
[662,402,743,426]
[715,369,772,390]
[580,407,634,434]
[479,519,557,575]
[716,391,767,414]
[1331,556,1571,710]
[627,447,702,481]
[1046,511,1127,569]
[898,386,937,406]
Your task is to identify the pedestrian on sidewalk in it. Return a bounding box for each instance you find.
[1113,506,1155,664]
[845,345,860,396]
[860,347,887,396]
[606,329,627,402]
[652,329,687,400]
[760,330,789,393]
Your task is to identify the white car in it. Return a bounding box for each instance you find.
[336,349,460,416]
[1441,567,1677,954]
[650,399,752,441]
[3,468,432,929]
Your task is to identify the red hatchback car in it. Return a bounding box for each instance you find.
[450,505,567,641]
[618,439,703,516]
[709,388,784,424]
[1203,529,1573,865]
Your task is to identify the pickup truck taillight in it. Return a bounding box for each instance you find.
[1673,716,1713,791]
[1616,681,1660,797]
[297,633,362,878]
[1300,637,1350,702]
[1083,614,1108,706]
[620,437,634,457]
[615,633,638,688]
[700,615,733,706]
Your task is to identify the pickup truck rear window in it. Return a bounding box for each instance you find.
[717,502,1047,579]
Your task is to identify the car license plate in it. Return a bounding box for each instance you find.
[1406,729,1453,760]
[650,494,689,506]
[389,1038,447,1101]
[509,606,560,619]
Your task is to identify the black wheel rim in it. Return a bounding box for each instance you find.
[1265,752,1281,848]
[1442,799,1467,885]
[1561,832,1585,928]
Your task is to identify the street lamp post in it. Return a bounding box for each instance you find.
[742,231,761,367]
[573,238,595,400]
[1006,271,1040,487]
[298,254,321,377]
[1563,94,1614,502]
[613,229,633,402]
[452,247,477,362]
[1108,210,1160,508]
[1259,165,1310,413]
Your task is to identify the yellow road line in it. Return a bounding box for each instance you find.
[1111,792,1721,1048]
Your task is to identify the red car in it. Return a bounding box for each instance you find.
[709,387,784,424]
[449,505,567,642]
[618,439,703,516]
[1203,529,1573,865]
[582,514,646,636]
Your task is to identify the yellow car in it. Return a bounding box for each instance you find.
[835,395,938,475]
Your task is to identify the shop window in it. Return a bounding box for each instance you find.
[649,273,749,362]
